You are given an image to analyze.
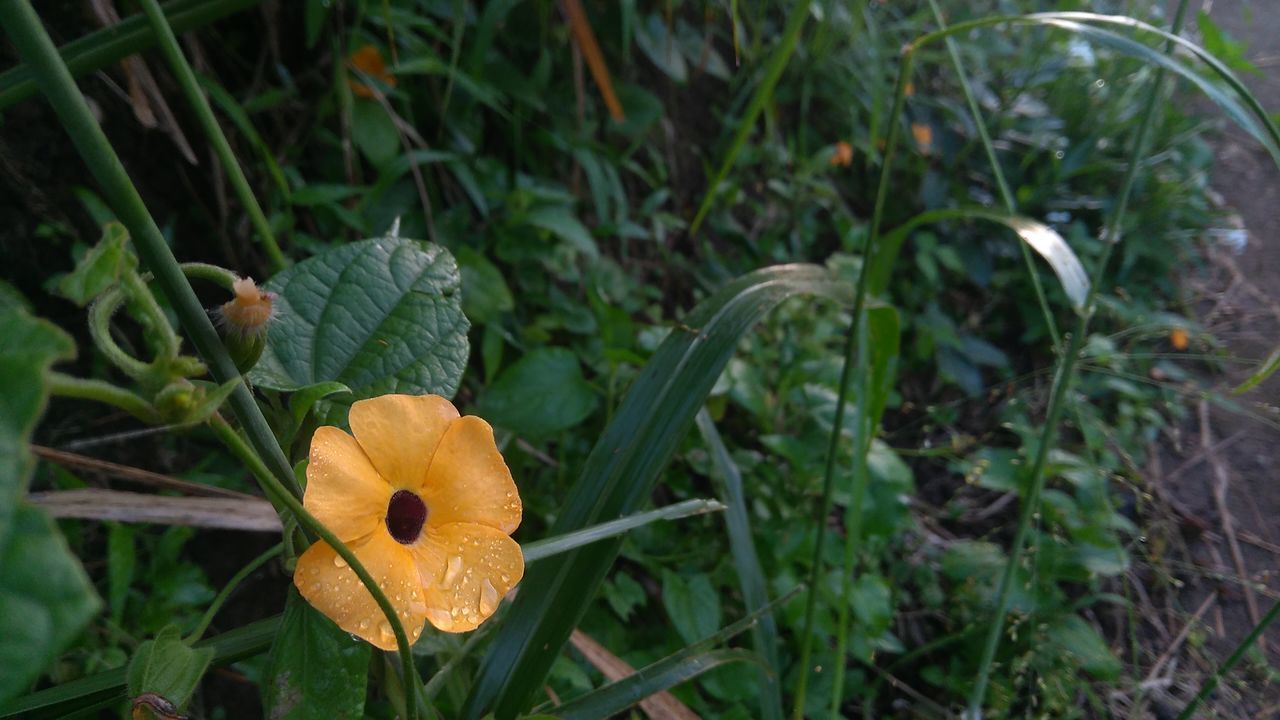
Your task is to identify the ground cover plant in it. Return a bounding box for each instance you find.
[0,0,1277,718]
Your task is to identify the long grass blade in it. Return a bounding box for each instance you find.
[0,0,260,110]
[1176,596,1280,719]
[522,499,726,564]
[695,410,782,720]
[464,264,850,719]
[688,0,808,236]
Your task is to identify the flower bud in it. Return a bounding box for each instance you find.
[216,277,274,373]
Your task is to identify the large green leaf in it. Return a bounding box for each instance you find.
[463,264,849,719]
[0,506,101,705]
[476,348,595,437]
[125,625,213,711]
[262,591,371,720]
[249,236,470,422]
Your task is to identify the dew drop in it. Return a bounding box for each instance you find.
[451,606,462,618]
[479,578,499,616]
[309,582,322,593]
[500,573,510,583]
[426,608,453,631]
[379,622,394,642]
[333,554,348,568]
[359,618,370,630]
[443,555,463,587]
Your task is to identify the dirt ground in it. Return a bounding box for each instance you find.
[1146,0,1280,715]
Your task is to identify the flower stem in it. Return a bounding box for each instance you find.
[87,288,152,380]
[47,372,161,424]
[790,44,916,720]
[186,542,282,644]
[136,0,286,273]
[181,262,240,291]
[209,415,421,719]
[0,0,301,503]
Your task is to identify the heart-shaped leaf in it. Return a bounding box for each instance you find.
[250,237,469,423]
[263,591,371,719]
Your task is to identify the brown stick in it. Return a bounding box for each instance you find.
[569,629,698,720]
[32,445,256,499]
[28,488,281,531]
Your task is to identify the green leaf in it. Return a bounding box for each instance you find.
[55,222,136,306]
[695,410,782,720]
[0,307,74,538]
[1233,346,1280,395]
[848,576,891,634]
[524,206,598,259]
[263,591,371,720]
[286,381,352,445]
[476,348,595,436]
[1045,615,1121,680]
[125,625,214,710]
[249,236,470,423]
[464,264,849,718]
[633,15,687,82]
[107,523,135,625]
[661,571,722,646]
[351,99,400,168]
[290,184,364,207]
[455,246,514,325]
[0,505,101,705]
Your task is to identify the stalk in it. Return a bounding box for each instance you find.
[964,3,1190,716]
[136,0,286,272]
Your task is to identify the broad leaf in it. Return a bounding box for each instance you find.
[250,236,469,423]
[125,625,213,710]
[661,571,722,646]
[55,222,135,306]
[263,591,371,720]
[477,348,595,436]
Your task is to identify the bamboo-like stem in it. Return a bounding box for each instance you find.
[136,0,286,273]
[47,372,161,423]
[926,0,1061,351]
[790,46,916,720]
[209,416,421,719]
[0,0,302,503]
[964,3,1191,716]
[186,542,283,643]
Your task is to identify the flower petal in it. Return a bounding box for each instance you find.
[305,426,391,542]
[294,532,428,651]
[349,394,459,490]
[421,416,521,534]
[411,522,524,633]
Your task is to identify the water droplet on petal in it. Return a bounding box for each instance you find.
[443,555,463,587]
[479,578,499,616]
[451,606,462,618]
[359,618,370,630]
[379,622,395,642]
[425,608,453,631]
[333,554,348,568]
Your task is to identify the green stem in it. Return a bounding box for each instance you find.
[209,416,420,720]
[122,269,182,362]
[964,3,1190,716]
[186,542,282,644]
[47,372,161,423]
[790,46,915,720]
[87,288,152,380]
[0,0,301,502]
[1176,596,1280,719]
[136,0,285,273]
[926,0,1061,351]
[181,262,240,290]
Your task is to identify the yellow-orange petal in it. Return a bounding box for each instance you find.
[305,426,391,542]
[349,394,460,490]
[421,416,521,534]
[294,532,427,651]
[411,522,524,633]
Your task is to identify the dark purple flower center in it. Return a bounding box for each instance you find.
[386,490,427,544]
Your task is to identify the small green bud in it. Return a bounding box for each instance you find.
[215,277,273,373]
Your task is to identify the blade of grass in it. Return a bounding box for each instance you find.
[464,264,851,719]
[791,47,914,720]
[0,0,261,110]
[829,305,899,717]
[688,0,807,236]
[548,589,800,720]
[963,3,1191,716]
[0,616,280,718]
[1176,596,1280,720]
[926,0,1061,350]
[136,0,285,272]
[522,498,726,564]
[695,410,781,720]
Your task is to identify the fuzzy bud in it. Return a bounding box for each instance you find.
[216,277,273,373]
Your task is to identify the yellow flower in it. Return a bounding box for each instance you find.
[1170,327,1189,351]
[912,123,933,155]
[830,140,853,168]
[348,44,397,99]
[294,394,523,649]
